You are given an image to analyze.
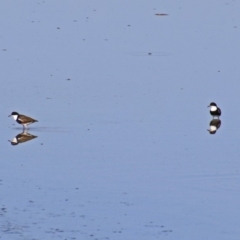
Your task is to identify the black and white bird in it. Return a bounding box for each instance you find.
[8,112,38,129]
[208,102,221,118]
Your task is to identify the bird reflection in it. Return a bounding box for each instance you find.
[208,119,221,134]
[8,130,38,145]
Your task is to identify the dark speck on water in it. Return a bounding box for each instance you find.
[155,13,169,16]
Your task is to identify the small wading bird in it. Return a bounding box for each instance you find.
[8,112,38,129]
[208,102,221,119]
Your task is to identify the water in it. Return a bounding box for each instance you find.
[1,1,240,239]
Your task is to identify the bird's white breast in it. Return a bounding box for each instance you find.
[210,106,217,111]
[12,115,18,120]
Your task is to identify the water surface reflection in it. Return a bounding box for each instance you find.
[8,130,38,145]
[208,119,221,134]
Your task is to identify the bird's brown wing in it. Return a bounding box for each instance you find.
[18,114,38,123]
[217,108,221,115]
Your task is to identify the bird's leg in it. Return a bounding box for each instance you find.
[23,129,28,134]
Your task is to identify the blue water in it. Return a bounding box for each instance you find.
[1,1,240,239]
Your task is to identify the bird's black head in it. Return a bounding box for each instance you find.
[209,102,217,107]
[11,112,19,116]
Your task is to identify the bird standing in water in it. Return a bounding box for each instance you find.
[8,112,38,129]
[208,102,221,119]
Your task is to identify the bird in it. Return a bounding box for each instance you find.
[8,130,38,145]
[8,112,38,129]
[208,102,221,118]
[208,119,221,134]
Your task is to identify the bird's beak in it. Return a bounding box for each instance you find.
[8,114,12,117]
[207,105,210,107]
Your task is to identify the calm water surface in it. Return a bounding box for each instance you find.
[1,1,240,239]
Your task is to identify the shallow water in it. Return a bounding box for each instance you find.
[1,1,240,239]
